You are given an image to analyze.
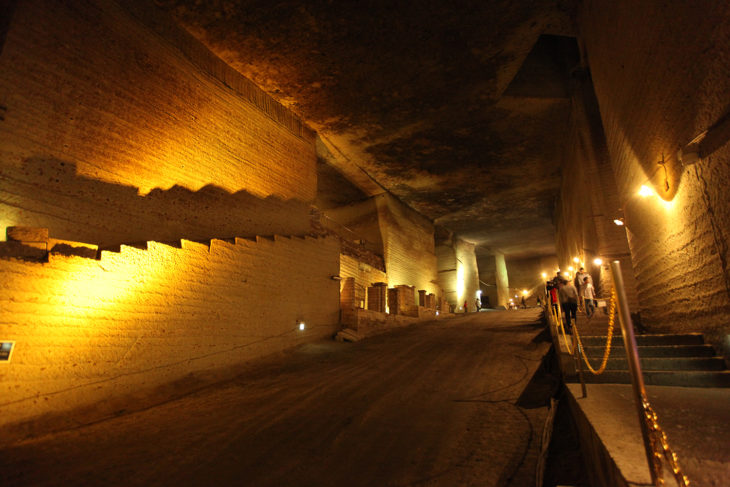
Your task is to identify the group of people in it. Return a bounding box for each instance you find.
[546,267,596,332]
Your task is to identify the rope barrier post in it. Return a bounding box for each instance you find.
[572,327,587,398]
[610,260,657,486]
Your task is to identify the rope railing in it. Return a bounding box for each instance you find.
[543,264,690,486]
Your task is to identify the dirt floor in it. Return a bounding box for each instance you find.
[1,309,555,487]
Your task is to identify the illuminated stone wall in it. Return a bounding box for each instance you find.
[455,239,479,311]
[0,0,315,246]
[0,234,340,437]
[327,194,439,297]
[554,73,639,309]
[375,194,439,296]
[495,253,510,308]
[579,0,730,355]
[339,254,387,309]
[436,241,458,306]
[437,234,479,311]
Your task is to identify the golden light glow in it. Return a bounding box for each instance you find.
[568,266,574,272]
[298,322,306,331]
[593,258,603,266]
[572,257,579,263]
[522,289,528,295]
[613,219,625,226]
[659,198,675,211]
[638,185,654,197]
[456,264,465,304]
[55,246,171,318]
[563,272,570,278]
[541,272,547,278]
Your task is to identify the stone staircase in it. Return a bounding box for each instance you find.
[567,332,730,387]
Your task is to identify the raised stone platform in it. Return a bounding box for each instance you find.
[566,383,730,487]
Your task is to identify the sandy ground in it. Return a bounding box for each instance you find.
[1,309,553,487]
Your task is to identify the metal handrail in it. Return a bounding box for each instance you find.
[610,261,689,487]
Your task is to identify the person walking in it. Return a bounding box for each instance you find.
[463,300,468,313]
[559,279,579,331]
[549,284,559,317]
[583,277,596,318]
[575,267,590,313]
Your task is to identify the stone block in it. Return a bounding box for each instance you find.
[6,226,48,242]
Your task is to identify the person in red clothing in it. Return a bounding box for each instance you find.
[549,286,559,317]
[463,300,468,313]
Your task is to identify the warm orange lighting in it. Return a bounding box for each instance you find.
[541,272,547,278]
[522,289,528,295]
[614,218,625,226]
[593,258,603,266]
[298,322,306,331]
[568,266,574,272]
[638,185,654,197]
[572,257,579,263]
[563,272,570,278]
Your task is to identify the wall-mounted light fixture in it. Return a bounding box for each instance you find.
[613,218,625,226]
[678,112,730,166]
[593,258,603,266]
[297,320,306,331]
[541,272,547,278]
[330,275,342,281]
[572,257,580,264]
[0,341,15,362]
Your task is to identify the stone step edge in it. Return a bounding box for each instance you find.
[62,233,325,261]
[579,333,704,339]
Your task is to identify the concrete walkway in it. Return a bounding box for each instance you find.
[0,309,552,487]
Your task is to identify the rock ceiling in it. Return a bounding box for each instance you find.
[157,0,579,259]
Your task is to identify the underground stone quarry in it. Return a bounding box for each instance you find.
[1,1,729,485]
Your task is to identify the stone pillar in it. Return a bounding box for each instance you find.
[367,282,387,313]
[418,289,427,307]
[387,288,399,314]
[396,285,416,316]
[495,253,510,308]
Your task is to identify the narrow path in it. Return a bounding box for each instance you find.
[1,309,552,487]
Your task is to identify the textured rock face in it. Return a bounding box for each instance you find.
[554,72,640,310]
[575,1,730,354]
[436,234,479,309]
[155,0,577,257]
[0,0,315,245]
[0,235,341,434]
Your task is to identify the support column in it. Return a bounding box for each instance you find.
[495,253,510,308]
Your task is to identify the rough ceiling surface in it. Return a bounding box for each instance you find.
[156,0,579,258]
